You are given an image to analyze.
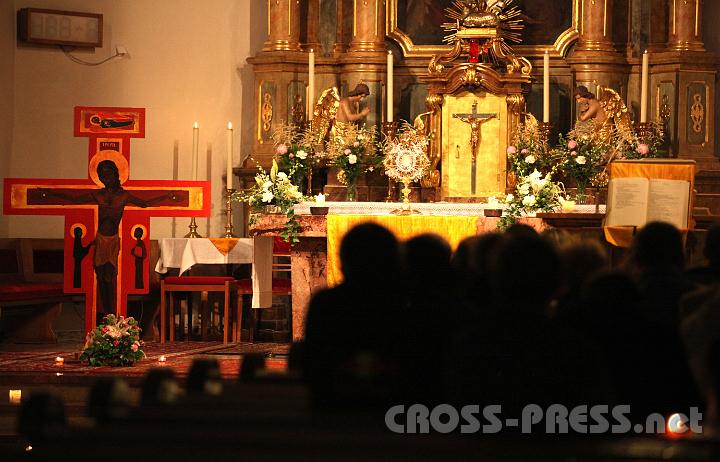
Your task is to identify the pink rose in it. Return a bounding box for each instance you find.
[102,327,109,333]
[288,153,294,158]
[276,144,288,155]
[506,146,517,155]
[636,143,650,155]
[521,148,528,154]
[568,140,578,150]
[113,340,119,346]
[570,151,577,156]
[131,343,139,352]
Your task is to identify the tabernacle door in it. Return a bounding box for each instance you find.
[441,91,508,200]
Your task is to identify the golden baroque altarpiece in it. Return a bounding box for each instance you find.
[245,0,717,206]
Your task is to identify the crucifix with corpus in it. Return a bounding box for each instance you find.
[4,107,211,333]
[452,101,498,195]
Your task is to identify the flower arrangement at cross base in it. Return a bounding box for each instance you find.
[327,124,383,201]
[80,314,145,367]
[232,159,306,244]
[382,122,430,214]
[498,169,563,230]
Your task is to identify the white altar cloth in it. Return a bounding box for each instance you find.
[155,237,273,308]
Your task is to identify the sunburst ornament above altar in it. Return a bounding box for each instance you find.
[429,0,531,75]
[442,0,523,44]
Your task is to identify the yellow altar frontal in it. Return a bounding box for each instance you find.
[326,214,479,286]
[441,92,508,199]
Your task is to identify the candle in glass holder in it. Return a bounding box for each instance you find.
[55,356,64,365]
[561,199,576,212]
[227,122,234,190]
[159,355,167,363]
[316,193,325,204]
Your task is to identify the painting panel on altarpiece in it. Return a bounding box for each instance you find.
[398,81,429,125]
[319,0,336,57]
[395,0,573,47]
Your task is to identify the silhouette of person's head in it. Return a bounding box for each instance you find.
[631,221,684,270]
[133,227,144,240]
[97,160,121,189]
[340,223,398,284]
[403,233,451,286]
[492,231,561,313]
[73,226,83,238]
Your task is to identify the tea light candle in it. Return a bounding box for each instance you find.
[9,389,21,405]
[315,193,325,204]
[159,355,167,363]
[561,199,576,212]
[55,356,64,365]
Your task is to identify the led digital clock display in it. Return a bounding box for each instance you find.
[18,8,103,48]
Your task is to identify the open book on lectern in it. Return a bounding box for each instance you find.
[604,177,691,230]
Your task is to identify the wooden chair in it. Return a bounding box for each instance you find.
[238,237,292,342]
[159,276,240,344]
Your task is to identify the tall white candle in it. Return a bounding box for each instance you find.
[640,50,649,123]
[387,50,394,123]
[543,50,550,123]
[227,122,233,190]
[308,49,315,121]
[192,122,199,180]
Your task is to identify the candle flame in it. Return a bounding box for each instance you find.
[193,122,198,128]
[228,122,233,130]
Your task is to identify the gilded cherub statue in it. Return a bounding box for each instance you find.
[574,86,634,148]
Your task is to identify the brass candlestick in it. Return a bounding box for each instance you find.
[223,189,237,238]
[538,122,553,146]
[185,217,202,238]
[635,121,655,144]
[382,121,399,141]
[382,121,399,202]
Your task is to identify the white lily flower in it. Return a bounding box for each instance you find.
[522,195,536,207]
[524,155,536,164]
[296,150,308,160]
[262,181,272,190]
[261,191,274,203]
[348,154,357,164]
[576,156,587,165]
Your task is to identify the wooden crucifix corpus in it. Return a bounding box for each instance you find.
[452,101,498,194]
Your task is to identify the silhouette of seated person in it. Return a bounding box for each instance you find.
[447,229,605,412]
[627,222,701,414]
[394,233,458,404]
[303,223,402,408]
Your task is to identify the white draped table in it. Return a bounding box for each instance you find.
[154,237,273,308]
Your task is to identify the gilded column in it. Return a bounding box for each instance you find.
[577,0,616,52]
[668,0,704,51]
[263,0,302,51]
[348,0,386,53]
[305,0,321,52]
